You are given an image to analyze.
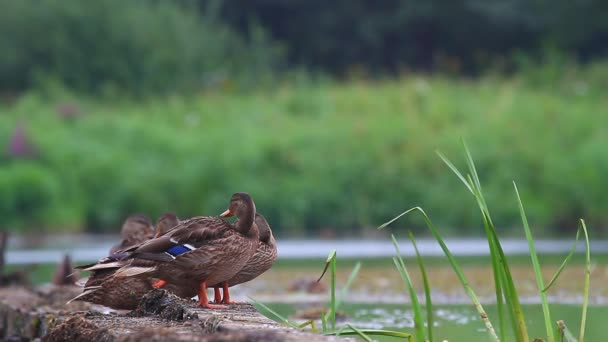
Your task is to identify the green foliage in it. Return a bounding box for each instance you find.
[0,163,64,231]
[0,62,607,234]
[0,0,283,96]
[216,0,608,73]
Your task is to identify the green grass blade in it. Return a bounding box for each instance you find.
[408,231,434,342]
[461,139,484,198]
[250,297,301,329]
[557,320,578,342]
[436,151,473,193]
[318,250,337,332]
[579,219,590,342]
[460,143,529,341]
[489,235,507,342]
[379,207,499,341]
[329,250,337,331]
[321,310,327,332]
[392,235,425,342]
[514,182,554,342]
[297,320,319,333]
[543,229,581,292]
[392,257,424,342]
[337,262,361,308]
[322,260,361,327]
[325,328,413,340]
[440,144,529,341]
[317,249,336,282]
[344,323,374,342]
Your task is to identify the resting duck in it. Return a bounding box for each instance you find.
[109,214,155,254]
[212,213,277,304]
[154,212,180,238]
[71,192,260,310]
[69,215,157,309]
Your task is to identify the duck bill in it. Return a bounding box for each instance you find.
[220,209,234,218]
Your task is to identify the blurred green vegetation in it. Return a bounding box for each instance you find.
[0,0,282,96]
[215,0,608,73]
[1,60,607,236]
[1,0,608,97]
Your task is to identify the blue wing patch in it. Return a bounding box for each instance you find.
[166,245,191,257]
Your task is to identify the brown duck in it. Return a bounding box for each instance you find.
[212,213,277,304]
[71,192,260,310]
[109,214,155,254]
[69,215,157,309]
[154,212,180,238]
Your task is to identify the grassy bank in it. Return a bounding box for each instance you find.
[1,62,607,235]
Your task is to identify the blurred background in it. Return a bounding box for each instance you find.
[1,0,608,244]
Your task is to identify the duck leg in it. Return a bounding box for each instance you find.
[199,281,227,309]
[220,282,233,304]
[213,287,222,303]
[220,281,245,304]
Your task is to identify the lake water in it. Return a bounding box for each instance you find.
[6,237,608,264]
[260,302,607,341]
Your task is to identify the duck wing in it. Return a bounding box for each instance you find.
[126,216,234,263]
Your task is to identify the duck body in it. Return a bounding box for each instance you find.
[145,214,259,299]
[72,193,259,310]
[211,213,277,303]
[72,269,156,310]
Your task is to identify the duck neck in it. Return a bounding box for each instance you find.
[258,224,273,244]
[235,200,256,235]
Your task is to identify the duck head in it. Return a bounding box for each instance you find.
[121,214,154,242]
[155,212,180,237]
[220,192,257,235]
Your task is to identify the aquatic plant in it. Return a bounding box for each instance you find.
[379,141,591,342]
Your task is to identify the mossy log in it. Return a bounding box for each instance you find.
[0,286,350,341]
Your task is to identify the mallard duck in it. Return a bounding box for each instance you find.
[72,192,260,310]
[154,212,180,238]
[68,215,156,308]
[68,267,157,309]
[212,213,277,304]
[109,214,155,254]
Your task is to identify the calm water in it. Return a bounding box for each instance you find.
[260,302,607,341]
[7,238,608,264]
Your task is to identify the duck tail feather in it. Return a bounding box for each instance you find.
[114,266,155,278]
[67,286,102,304]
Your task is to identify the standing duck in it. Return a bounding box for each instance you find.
[72,192,259,310]
[212,213,277,304]
[109,214,155,254]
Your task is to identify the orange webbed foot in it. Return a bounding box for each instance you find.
[152,279,166,288]
[200,302,229,309]
[199,281,228,309]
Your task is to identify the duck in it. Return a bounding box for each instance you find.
[109,214,155,254]
[67,215,156,309]
[212,213,277,304]
[71,192,260,310]
[154,212,180,238]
